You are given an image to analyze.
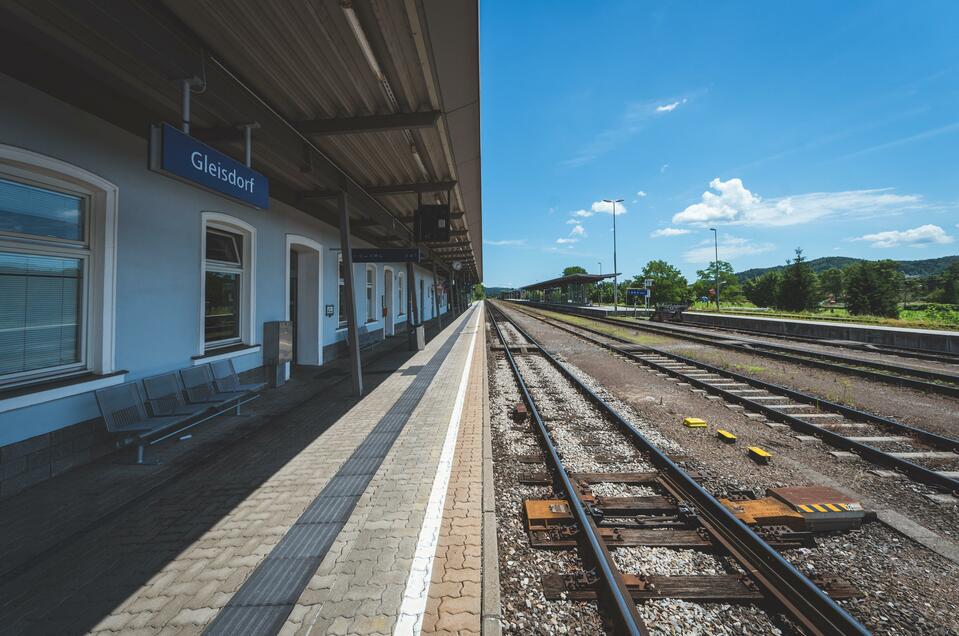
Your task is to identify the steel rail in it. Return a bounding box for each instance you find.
[487,307,647,635]
[504,302,959,493]
[529,302,959,363]
[516,302,959,397]
[489,303,870,636]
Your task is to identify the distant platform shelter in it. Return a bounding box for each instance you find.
[521,273,618,305]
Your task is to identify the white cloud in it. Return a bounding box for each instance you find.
[852,224,954,248]
[556,237,578,244]
[568,200,628,219]
[590,199,627,216]
[656,98,687,113]
[683,235,775,263]
[636,191,647,197]
[570,224,587,237]
[660,163,670,173]
[566,218,582,224]
[672,177,925,228]
[651,227,691,238]
[484,239,526,246]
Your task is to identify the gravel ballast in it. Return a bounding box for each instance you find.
[496,304,959,635]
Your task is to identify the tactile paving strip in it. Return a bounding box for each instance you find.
[204,309,475,636]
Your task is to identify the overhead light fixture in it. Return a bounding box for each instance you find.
[341,1,384,82]
[411,144,429,178]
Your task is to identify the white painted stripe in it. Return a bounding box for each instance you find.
[394,307,482,635]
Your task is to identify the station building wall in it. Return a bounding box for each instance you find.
[0,73,449,495]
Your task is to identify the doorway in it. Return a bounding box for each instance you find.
[285,236,323,375]
[419,278,425,323]
[384,267,394,336]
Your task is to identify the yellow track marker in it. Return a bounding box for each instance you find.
[717,429,737,443]
[683,417,707,428]
[747,446,771,464]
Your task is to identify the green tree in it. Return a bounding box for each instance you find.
[563,265,588,276]
[691,261,743,303]
[591,281,615,304]
[471,284,486,300]
[844,260,901,317]
[634,260,689,304]
[819,268,844,301]
[778,248,820,311]
[939,262,959,304]
[743,271,782,308]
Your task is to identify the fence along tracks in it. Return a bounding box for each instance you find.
[521,303,959,398]
[487,303,870,636]
[503,301,959,494]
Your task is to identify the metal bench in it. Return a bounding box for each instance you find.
[180,364,253,411]
[210,359,267,394]
[143,372,218,416]
[95,382,198,463]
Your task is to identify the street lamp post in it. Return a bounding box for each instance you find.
[597,261,602,274]
[709,227,719,311]
[604,198,624,311]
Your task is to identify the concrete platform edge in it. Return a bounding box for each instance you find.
[479,307,503,636]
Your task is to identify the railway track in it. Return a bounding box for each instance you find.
[487,303,869,636]
[500,301,959,494]
[659,313,959,365]
[514,302,959,398]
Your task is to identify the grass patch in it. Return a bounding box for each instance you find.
[732,363,766,374]
[523,307,672,345]
[688,303,959,331]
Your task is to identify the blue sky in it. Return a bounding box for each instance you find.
[479,1,959,287]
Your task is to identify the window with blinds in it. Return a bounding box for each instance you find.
[0,177,86,383]
[366,265,376,322]
[338,254,347,327]
[204,228,244,347]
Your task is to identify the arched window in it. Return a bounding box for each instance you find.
[365,264,377,322]
[0,145,118,389]
[201,212,255,350]
[337,253,347,327]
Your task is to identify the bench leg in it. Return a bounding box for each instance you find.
[136,444,145,464]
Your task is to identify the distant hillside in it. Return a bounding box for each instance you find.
[736,255,959,282]
[483,286,513,297]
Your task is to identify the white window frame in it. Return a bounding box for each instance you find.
[200,212,256,353]
[397,271,406,317]
[0,144,118,390]
[365,264,377,323]
[337,253,347,328]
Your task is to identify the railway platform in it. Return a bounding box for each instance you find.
[0,305,496,636]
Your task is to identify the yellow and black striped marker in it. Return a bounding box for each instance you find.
[798,503,851,513]
[683,417,707,428]
[747,446,771,464]
[717,429,737,443]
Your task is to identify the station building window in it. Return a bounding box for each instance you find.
[365,265,376,323]
[338,254,346,327]
[397,272,405,316]
[0,145,117,390]
[201,213,255,351]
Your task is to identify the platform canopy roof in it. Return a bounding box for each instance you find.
[521,273,618,291]
[0,0,482,280]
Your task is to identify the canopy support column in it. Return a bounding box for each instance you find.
[337,190,363,396]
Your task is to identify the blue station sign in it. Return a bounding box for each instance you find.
[352,248,421,263]
[626,288,649,297]
[149,123,269,209]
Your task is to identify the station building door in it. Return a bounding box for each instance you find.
[286,237,322,370]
